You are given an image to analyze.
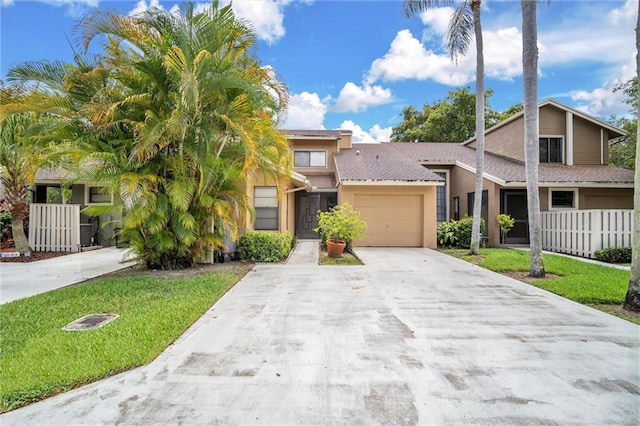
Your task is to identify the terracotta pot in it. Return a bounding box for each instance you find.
[326,240,346,258]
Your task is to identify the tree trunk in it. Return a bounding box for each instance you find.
[10,205,30,255]
[624,0,640,312]
[522,0,545,277]
[469,1,485,255]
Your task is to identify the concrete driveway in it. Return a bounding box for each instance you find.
[1,247,132,304]
[1,247,639,424]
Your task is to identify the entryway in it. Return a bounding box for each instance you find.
[295,192,337,239]
[501,189,529,244]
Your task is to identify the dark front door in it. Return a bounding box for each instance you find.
[297,193,321,239]
[502,190,529,244]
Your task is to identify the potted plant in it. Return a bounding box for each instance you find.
[497,213,515,244]
[315,202,367,258]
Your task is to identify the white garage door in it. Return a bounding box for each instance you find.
[354,194,423,247]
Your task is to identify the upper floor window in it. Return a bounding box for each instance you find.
[540,137,563,163]
[294,151,326,168]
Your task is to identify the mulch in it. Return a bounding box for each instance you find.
[0,248,73,263]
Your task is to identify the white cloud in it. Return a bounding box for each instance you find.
[571,83,629,118]
[281,92,328,129]
[1,0,15,6]
[339,120,392,144]
[127,0,293,43]
[129,0,163,16]
[229,0,289,44]
[333,82,394,113]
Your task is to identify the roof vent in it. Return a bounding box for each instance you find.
[356,150,360,155]
[376,155,379,159]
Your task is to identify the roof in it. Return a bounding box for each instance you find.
[334,144,444,184]
[388,142,634,186]
[306,174,336,190]
[285,130,351,139]
[462,98,627,146]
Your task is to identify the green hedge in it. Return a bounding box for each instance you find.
[594,247,632,264]
[437,216,485,249]
[237,231,295,262]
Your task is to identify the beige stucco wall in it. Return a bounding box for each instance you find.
[338,185,438,248]
[290,139,339,174]
[448,166,504,246]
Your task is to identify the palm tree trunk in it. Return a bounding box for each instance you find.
[4,177,31,255]
[624,0,640,312]
[469,0,485,255]
[522,0,545,277]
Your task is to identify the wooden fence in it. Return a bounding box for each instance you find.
[29,204,81,252]
[541,209,633,258]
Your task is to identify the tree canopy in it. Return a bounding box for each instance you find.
[4,1,290,269]
[390,87,520,142]
[608,77,637,170]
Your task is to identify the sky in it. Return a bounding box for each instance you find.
[1,0,637,143]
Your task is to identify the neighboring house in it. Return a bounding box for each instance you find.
[32,168,117,247]
[30,98,633,252]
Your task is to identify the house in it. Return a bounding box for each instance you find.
[242,99,632,248]
[30,98,633,253]
[242,130,444,248]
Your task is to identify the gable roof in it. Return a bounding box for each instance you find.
[388,142,634,187]
[462,98,627,146]
[334,144,444,185]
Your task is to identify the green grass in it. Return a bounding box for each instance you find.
[0,271,243,413]
[319,250,363,265]
[443,248,638,325]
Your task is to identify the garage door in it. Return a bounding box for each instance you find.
[354,194,423,247]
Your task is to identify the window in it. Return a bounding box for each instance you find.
[294,151,326,167]
[550,189,578,210]
[453,197,460,220]
[254,187,278,230]
[540,137,563,163]
[86,186,112,205]
[434,171,447,222]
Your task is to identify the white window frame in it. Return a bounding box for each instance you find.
[294,150,327,168]
[254,186,279,230]
[548,188,579,211]
[85,185,114,206]
[431,169,449,223]
[539,135,564,164]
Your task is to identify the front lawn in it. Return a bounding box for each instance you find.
[0,267,248,413]
[443,248,638,325]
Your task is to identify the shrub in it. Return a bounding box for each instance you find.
[237,231,295,262]
[497,213,515,244]
[314,202,367,249]
[437,216,485,249]
[594,247,632,264]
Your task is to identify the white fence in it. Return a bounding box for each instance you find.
[541,209,633,258]
[29,204,81,252]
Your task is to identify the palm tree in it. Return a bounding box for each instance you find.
[73,2,290,269]
[404,0,485,254]
[624,0,640,312]
[521,0,545,277]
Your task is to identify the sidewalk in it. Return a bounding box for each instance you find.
[286,240,320,265]
[513,247,631,271]
[0,247,132,304]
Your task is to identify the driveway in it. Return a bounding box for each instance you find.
[1,247,132,304]
[1,247,639,424]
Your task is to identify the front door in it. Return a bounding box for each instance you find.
[297,193,321,239]
[502,190,529,244]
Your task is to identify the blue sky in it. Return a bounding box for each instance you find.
[1,0,637,143]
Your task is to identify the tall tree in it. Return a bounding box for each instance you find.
[521,0,545,277]
[9,2,291,269]
[624,0,640,312]
[391,87,502,142]
[403,0,486,255]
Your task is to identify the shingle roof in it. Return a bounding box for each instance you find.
[285,130,348,139]
[306,174,336,190]
[334,144,444,183]
[386,142,634,185]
